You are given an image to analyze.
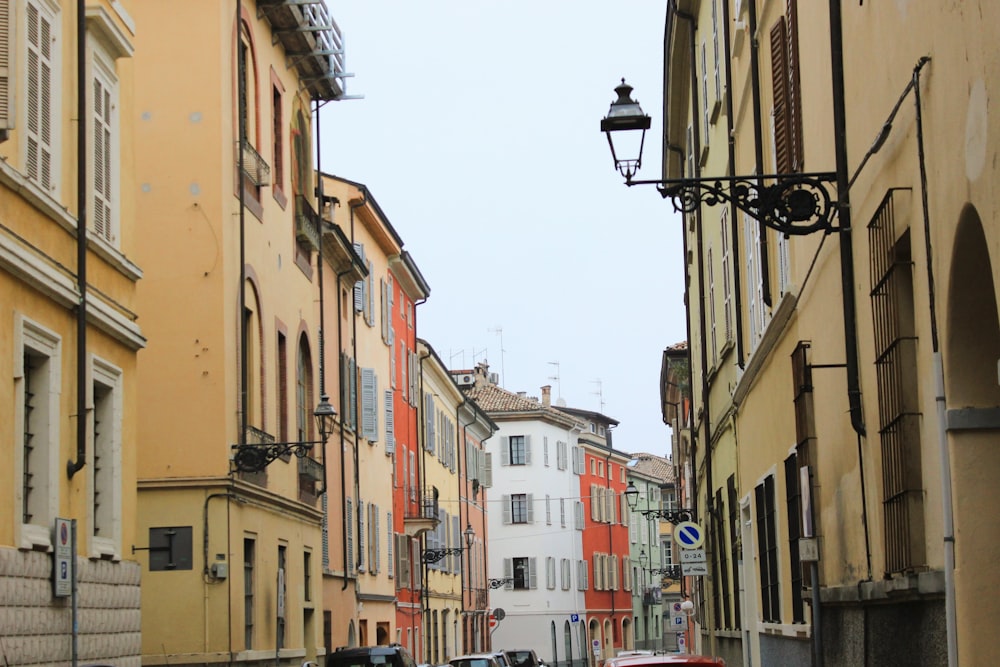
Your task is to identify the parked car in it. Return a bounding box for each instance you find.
[503,649,546,667]
[602,653,725,667]
[327,645,420,667]
[449,653,504,667]
[491,651,514,667]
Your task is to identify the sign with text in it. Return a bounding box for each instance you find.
[53,518,73,598]
[679,549,706,563]
[681,562,709,577]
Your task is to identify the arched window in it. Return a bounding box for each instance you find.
[244,280,263,429]
[296,334,314,442]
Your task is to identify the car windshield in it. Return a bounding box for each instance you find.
[452,660,493,667]
[332,657,391,667]
[506,653,532,666]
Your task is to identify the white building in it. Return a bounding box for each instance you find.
[456,365,589,667]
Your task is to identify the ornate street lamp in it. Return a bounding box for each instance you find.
[624,482,696,525]
[601,81,839,237]
[424,523,476,564]
[231,396,337,473]
[488,577,514,589]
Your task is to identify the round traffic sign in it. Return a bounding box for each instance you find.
[674,521,705,549]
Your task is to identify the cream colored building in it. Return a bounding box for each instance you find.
[640,1,1000,665]
[0,1,144,663]
[132,2,350,664]
[319,174,405,649]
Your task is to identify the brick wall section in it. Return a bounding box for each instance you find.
[0,546,141,666]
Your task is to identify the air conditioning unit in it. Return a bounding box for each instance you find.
[488,372,499,385]
[455,374,474,386]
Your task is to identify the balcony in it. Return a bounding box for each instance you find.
[257,0,350,101]
[403,492,440,537]
[643,587,662,607]
[295,195,321,251]
[298,455,323,504]
[237,139,271,187]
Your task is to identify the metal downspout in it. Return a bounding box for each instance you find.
[746,0,771,308]
[68,0,88,481]
[911,58,956,667]
[720,0,745,369]
[675,5,717,656]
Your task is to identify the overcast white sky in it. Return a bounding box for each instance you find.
[319,2,687,457]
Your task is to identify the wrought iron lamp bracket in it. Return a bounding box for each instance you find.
[231,441,320,473]
[627,171,840,237]
[649,565,683,579]
[488,577,514,589]
[639,507,697,524]
[422,547,465,564]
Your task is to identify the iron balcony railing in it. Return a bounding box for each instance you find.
[237,139,271,187]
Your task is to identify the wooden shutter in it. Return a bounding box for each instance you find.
[786,0,804,171]
[25,1,53,189]
[0,0,10,131]
[353,244,365,311]
[524,434,532,464]
[500,436,509,465]
[361,368,376,441]
[528,557,537,589]
[770,17,792,175]
[93,77,113,241]
[384,389,395,454]
[526,493,534,523]
[502,495,511,524]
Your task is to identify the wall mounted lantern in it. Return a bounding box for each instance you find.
[231,395,337,473]
[624,482,696,525]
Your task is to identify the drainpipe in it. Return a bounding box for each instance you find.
[68,0,88,480]
[720,0,745,369]
[350,191,368,580]
[828,0,866,440]
[746,0,771,308]
[910,57,955,667]
[674,5,717,656]
[457,398,472,648]
[417,347,432,659]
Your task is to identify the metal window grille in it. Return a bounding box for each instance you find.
[868,190,924,574]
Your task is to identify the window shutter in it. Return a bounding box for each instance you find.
[526,493,534,523]
[770,17,791,174]
[25,1,54,190]
[0,0,10,131]
[482,452,493,488]
[380,279,389,342]
[357,500,366,572]
[424,393,435,453]
[590,485,598,521]
[384,389,395,454]
[524,434,532,464]
[500,436,510,466]
[373,506,381,573]
[503,558,512,588]
[528,557,537,589]
[502,495,511,524]
[786,0,804,171]
[93,77,112,241]
[361,368,377,441]
[366,260,375,327]
[353,244,365,312]
[346,498,354,576]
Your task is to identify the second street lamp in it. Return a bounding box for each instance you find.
[425,523,475,564]
[624,482,696,525]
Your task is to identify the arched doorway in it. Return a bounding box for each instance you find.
[944,205,1000,665]
[621,617,633,651]
[587,618,601,667]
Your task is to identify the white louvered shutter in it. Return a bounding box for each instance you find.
[25,1,54,190]
[384,389,395,454]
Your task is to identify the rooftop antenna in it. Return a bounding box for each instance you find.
[591,378,606,412]
[547,361,562,401]
[449,349,465,368]
[472,347,488,364]
[489,326,506,387]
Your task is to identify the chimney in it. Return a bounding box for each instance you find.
[541,385,551,407]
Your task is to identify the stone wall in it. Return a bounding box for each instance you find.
[0,546,141,666]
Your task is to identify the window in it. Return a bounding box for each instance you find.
[304,550,312,602]
[90,357,122,558]
[784,454,805,623]
[23,0,61,193]
[90,45,119,244]
[244,537,256,649]
[505,556,535,590]
[868,199,924,573]
[244,284,263,430]
[770,0,803,174]
[297,335,314,442]
[744,211,766,344]
[561,558,571,590]
[545,495,552,525]
[755,476,780,623]
[546,556,556,589]
[721,209,733,343]
[15,315,60,550]
[277,331,288,441]
[277,545,286,649]
[505,493,532,524]
[271,81,284,198]
[709,245,717,360]
[543,436,549,466]
[506,435,528,465]
[728,474,742,629]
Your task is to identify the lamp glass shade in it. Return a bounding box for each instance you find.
[624,483,639,510]
[464,524,476,547]
[313,395,337,441]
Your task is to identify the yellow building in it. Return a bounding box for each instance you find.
[318,174,407,649]
[0,1,143,663]
[131,2,350,664]
[613,1,1000,665]
[417,340,474,665]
